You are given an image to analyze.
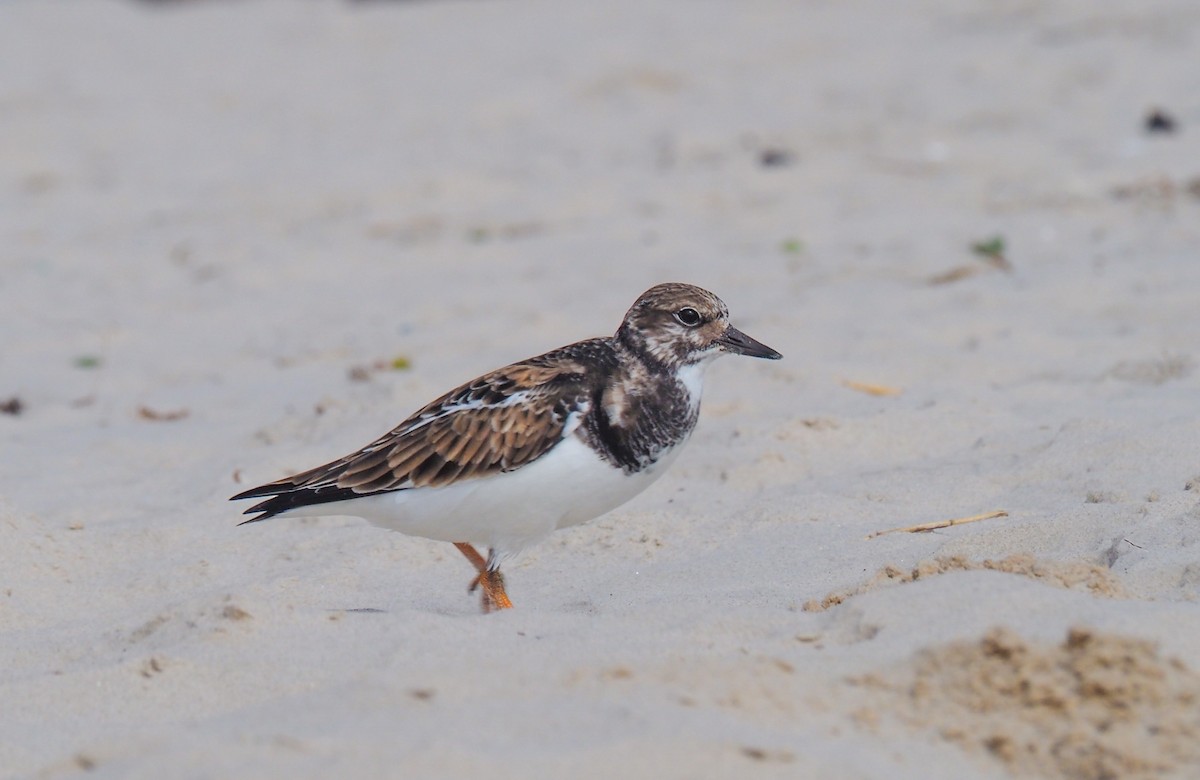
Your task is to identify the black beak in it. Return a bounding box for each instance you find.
[716,325,782,360]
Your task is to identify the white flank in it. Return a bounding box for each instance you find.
[277,433,687,556]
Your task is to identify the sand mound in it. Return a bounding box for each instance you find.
[804,554,1128,612]
[878,627,1200,780]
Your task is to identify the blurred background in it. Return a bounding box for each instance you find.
[4,2,1200,778]
[4,0,1197,424]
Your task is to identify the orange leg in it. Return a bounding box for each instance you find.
[453,542,513,613]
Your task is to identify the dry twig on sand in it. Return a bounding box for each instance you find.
[841,379,903,397]
[866,510,1009,540]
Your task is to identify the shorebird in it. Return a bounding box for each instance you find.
[232,283,781,612]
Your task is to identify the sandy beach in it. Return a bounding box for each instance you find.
[4,1,1200,777]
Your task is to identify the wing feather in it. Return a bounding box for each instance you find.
[231,345,608,521]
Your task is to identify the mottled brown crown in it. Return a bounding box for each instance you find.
[626,283,727,318]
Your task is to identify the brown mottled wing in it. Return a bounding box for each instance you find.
[232,349,601,521]
[331,362,589,491]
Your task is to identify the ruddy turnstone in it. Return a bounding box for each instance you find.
[232,283,780,612]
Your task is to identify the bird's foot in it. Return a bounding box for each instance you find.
[455,542,513,613]
[468,569,514,613]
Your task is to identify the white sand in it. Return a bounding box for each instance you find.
[4,1,1200,777]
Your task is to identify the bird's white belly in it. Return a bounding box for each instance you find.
[287,434,685,554]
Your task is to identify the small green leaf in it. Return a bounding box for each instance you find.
[971,236,1006,258]
[390,356,412,371]
[781,238,805,254]
[74,355,102,369]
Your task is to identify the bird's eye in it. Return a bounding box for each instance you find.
[674,307,702,327]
